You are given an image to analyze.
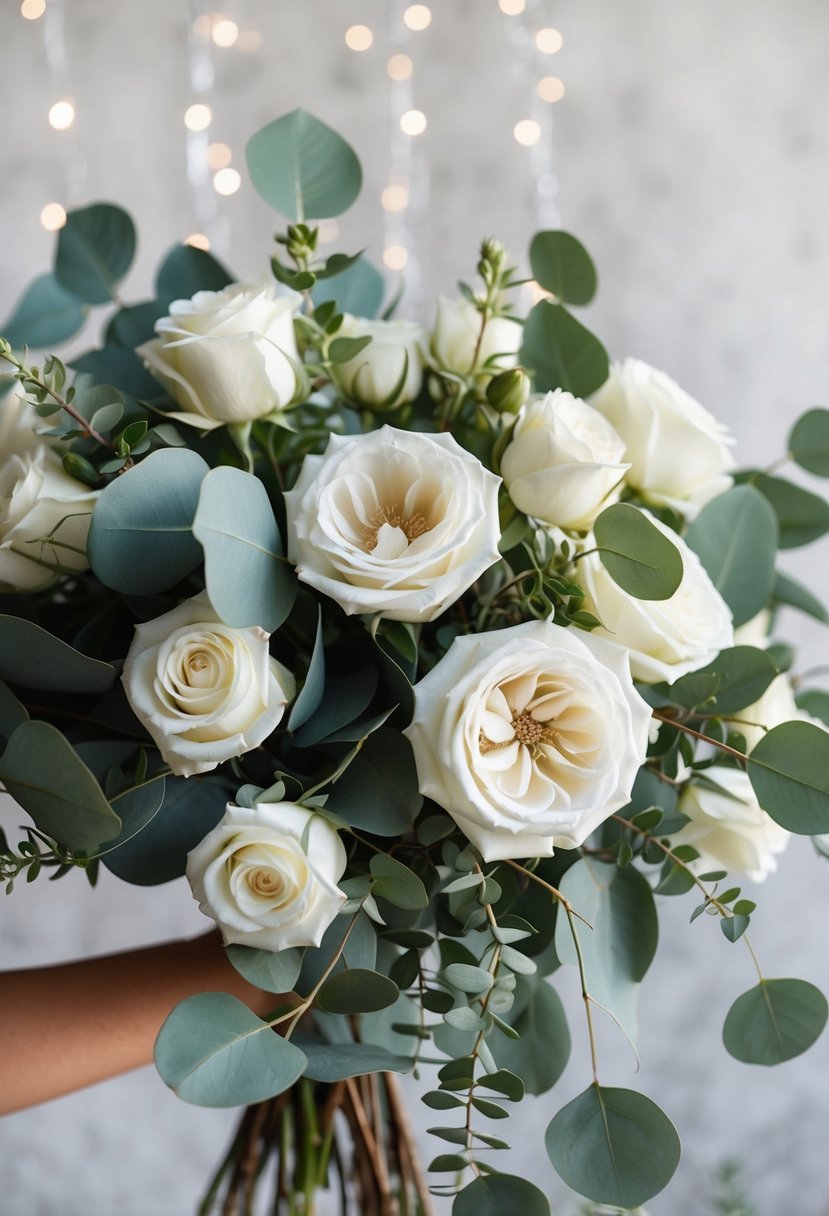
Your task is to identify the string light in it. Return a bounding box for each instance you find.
[537,76,565,102]
[48,98,75,130]
[213,167,241,195]
[400,109,427,136]
[184,103,212,131]
[207,141,232,169]
[535,27,563,53]
[383,245,409,270]
[318,219,340,244]
[387,52,413,80]
[381,184,409,212]
[185,232,211,250]
[40,202,66,231]
[403,4,431,31]
[513,119,541,146]
[20,0,46,19]
[345,24,373,51]
[211,18,238,47]
[498,0,525,13]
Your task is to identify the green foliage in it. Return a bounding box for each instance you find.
[1,273,87,348]
[667,646,779,715]
[287,610,325,730]
[317,968,399,1014]
[737,470,829,549]
[155,243,233,304]
[772,570,829,623]
[89,448,208,593]
[545,1084,681,1207]
[454,1174,551,1216]
[747,721,829,833]
[492,976,571,1094]
[594,503,684,600]
[722,978,828,1064]
[0,616,116,693]
[312,257,385,318]
[55,203,136,305]
[686,485,778,626]
[789,407,829,478]
[0,721,120,852]
[154,992,307,1106]
[370,852,429,910]
[294,1038,413,1082]
[529,231,597,305]
[324,727,422,835]
[226,945,303,994]
[520,300,609,398]
[246,109,362,220]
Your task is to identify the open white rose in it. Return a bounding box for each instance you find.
[670,767,789,882]
[501,389,629,531]
[591,358,735,519]
[332,316,428,410]
[122,594,295,778]
[404,620,652,861]
[285,425,501,622]
[577,513,734,683]
[187,800,347,950]
[431,296,523,380]
[137,281,300,430]
[0,386,97,591]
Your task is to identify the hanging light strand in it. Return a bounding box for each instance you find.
[185,0,225,253]
[42,0,86,214]
[503,0,561,230]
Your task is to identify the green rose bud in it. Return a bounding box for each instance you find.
[485,367,531,415]
[62,451,100,487]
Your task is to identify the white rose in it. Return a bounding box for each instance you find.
[671,767,789,882]
[0,386,97,591]
[431,296,523,379]
[500,389,629,531]
[577,513,734,683]
[285,425,501,622]
[740,673,825,753]
[591,358,735,519]
[732,609,772,649]
[404,620,652,861]
[186,800,347,950]
[332,316,428,409]
[122,594,295,778]
[137,281,300,430]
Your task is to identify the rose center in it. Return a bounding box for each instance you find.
[511,712,545,746]
[246,867,285,898]
[361,504,430,552]
[479,708,557,756]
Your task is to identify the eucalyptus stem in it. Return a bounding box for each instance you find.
[652,710,749,764]
[0,346,118,453]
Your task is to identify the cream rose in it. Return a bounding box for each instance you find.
[431,296,523,379]
[332,316,428,410]
[404,620,652,861]
[137,281,300,430]
[0,385,97,591]
[285,425,501,622]
[122,594,295,778]
[670,767,789,882]
[186,800,347,950]
[501,389,629,531]
[577,513,734,683]
[591,358,735,518]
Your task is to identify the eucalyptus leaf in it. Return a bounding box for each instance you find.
[370,852,429,910]
[192,466,296,632]
[492,976,570,1094]
[287,609,325,730]
[545,1084,681,1207]
[520,299,609,398]
[0,681,28,744]
[294,1037,413,1082]
[293,668,378,748]
[593,503,683,601]
[1,272,86,348]
[88,448,209,594]
[325,727,422,835]
[0,616,116,693]
[723,978,828,1064]
[738,470,829,549]
[529,230,597,305]
[772,570,829,623]
[0,721,120,851]
[155,992,307,1106]
[685,485,778,626]
[747,721,829,833]
[72,345,162,401]
[317,968,399,1014]
[454,1174,551,1216]
[226,945,303,995]
[313,257,385,319]
[246,109,362,220]
[55,203,136,305]
[789,408,829,478]
[668,646,779,715]
[155,243,233,304]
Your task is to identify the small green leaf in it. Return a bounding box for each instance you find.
[329,335,373,364]
[55,203,137,305]
[748,721,829,833]
[529,230,597,305]
[454,1174,551,1216]
[443,963,494,995]
[723,978,828,1064]
[226,945,303,994]
[594,503,684,600]
[545,1084,681,1208]
[789,408,829,478]
[317,968,399,1014]
[246,109,362,219]
[370,852,429,910]
[721,915,750,943]
[477,1069,525,1101]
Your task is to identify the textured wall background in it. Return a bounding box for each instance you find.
[2,1,829,1213]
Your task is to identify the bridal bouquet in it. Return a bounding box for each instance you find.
[3,109,829,1214]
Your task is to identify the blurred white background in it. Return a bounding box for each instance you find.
[1,1,829,1213]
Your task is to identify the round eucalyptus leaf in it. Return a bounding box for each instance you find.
[668,646,778,715]
[72,345,162,401]
[739,470,829,549]
[748,721,829,833]
[317,968,399,1014]
[789,407,829,478]
[529,230,597,305]
[294,1037,413,1082]
[55,203,137,305]
[324,727,422,836]
[155,992,307,1107]
[520,299,609,399]
[312,257,384,318]
[593,503,684,601]
[246,109,362,219]
[88,448,209,594]
[685,485,778,626]
[545,1084,680,1208]
[723,978,828,1065]
[454,1174,551,1216]
[0,616,116,694]
[1,272,86,348]
[493,976,570,1094]
[192,465,296,632]
[226,944,303,995]
[155,243,233,305]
